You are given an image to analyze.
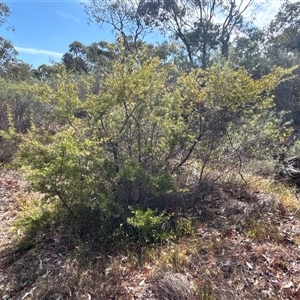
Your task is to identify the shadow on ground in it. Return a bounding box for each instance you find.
[1,175,300,299]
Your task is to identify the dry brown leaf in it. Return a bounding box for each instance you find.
[281,281,293,289]
[246,261,253,269]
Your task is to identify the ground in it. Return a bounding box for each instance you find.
[1,168,300,299]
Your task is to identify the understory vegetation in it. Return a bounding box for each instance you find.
[1,0,300,299]
[5,51,295,248]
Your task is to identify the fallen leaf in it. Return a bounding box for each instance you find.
[139,280,145,286]
[281,282,293,289]
[246,261,253,269]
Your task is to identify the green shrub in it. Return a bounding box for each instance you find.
[127,208,173,244]
[17,47,294,241]
[0,77,54,162]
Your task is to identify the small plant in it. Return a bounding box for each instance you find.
[12,192,56,237]
[175,216,194,237]
[197,285,216,300]
[244,218,282,242]
[248,176,299,211]
[127,208,173,244]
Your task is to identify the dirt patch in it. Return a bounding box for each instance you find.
[0,169,26,251]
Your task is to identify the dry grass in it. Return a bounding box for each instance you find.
[1,168,300,299]
[154,272,196,300]
[247,175,300,210]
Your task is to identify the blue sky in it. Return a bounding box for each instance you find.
[0,0,284,69]
[0,0,115,68]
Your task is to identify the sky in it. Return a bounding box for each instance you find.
[0,0,285,69]
[0,0,116,68]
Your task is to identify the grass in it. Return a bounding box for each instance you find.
[247,174,299,207]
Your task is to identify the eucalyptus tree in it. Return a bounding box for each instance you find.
[265,1,300,124]
[227,27,268,78]
[5,60,34,81]
[83,0,153,52]
[0,37,17,73]
[268,0,300,56]
[0,3,17,74]
[83,0,255,68]
[138,0,255,68]
[62,41,89,73]
[86,41,112,68]
[0,2,14,31]
[34,63,63,81]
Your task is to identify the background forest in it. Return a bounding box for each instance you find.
[1,1,300,299]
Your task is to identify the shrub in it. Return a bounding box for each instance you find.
[17,47,294,241]
[127,208,172,244]
[0,77,52,162]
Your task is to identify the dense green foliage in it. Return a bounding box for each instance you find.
[11,48,291,242]
[1,1,300,244]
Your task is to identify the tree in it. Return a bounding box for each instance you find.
[137,0,255,68]
[62,41,89,73]
[268,0,300,54]
[86,41,112,68]
[33,63,64,81]
[0,3,17,74]
[228,27,268,78]
[0,37,17,74]
[84,0,255,68]
[5,61,35,81]
[264,1,300,124]
[0,2,14,31]
[83,0,153,51]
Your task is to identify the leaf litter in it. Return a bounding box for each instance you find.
[0,168,300,299]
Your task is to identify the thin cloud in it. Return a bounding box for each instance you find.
[249,0,299,28]
[57,11,80,22]
[15,47,63,58]
[253,2,281,28]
